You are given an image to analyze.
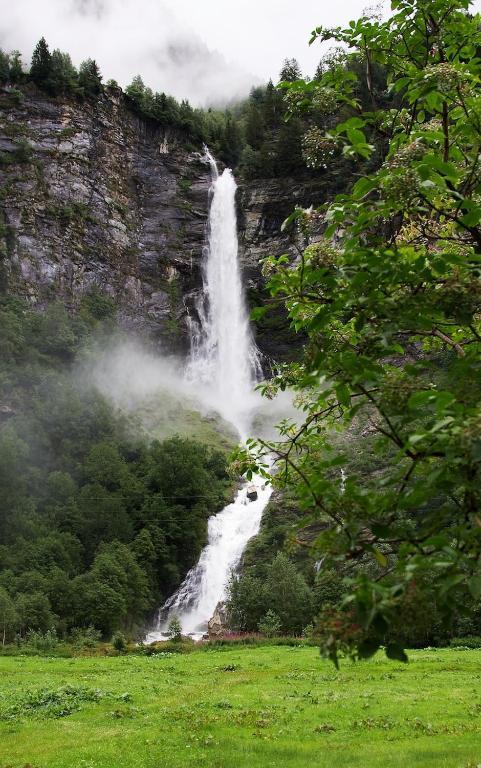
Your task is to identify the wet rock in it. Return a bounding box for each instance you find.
[0,404,16,420]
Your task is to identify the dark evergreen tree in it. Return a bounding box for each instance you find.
[9,51,24,84]
[262,79,282,129]
[50,50,78,95]
[314,60,324,80]
[279,57,302,82]
[245,102,265,150]
[274,117,304,175]
[30,37,53,90]
[219,114,243,167]
[0,50,10,84]
[78,58,102,96]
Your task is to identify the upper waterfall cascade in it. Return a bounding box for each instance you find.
[146,151,272,641]
[186,150,262,441]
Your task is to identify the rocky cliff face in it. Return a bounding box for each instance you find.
[0,85,327,358]
[0,85,212,350]
[238,177,329,361]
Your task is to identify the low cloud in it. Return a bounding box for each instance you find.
[0,0,259,106]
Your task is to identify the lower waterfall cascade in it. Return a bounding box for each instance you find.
[146,151,272,641]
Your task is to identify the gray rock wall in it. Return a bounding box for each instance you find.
[0,86,211,349]
[0,86,328,358]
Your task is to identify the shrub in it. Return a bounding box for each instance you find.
[168,616,182,642]
[69,626,102,649]
[449,636,481,649]
[111,631,127,652]
[258,610,281,637]
[24,628,58,652]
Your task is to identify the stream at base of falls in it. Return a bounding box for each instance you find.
[145,150,273,642]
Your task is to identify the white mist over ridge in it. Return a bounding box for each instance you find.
[81,338,294,444]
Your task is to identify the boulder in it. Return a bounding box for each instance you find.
[207,601,228,638]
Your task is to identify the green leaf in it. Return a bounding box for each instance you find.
[373,548,388,567]
[460,209,481,227]
[335,383,351,407]
[468,575,481,600]
[408,391,434,409]
[352,177,377,199]
[250,306,268,321]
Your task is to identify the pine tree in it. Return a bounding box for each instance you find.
[245,103,265,150]
[262,79,284,130]
[78,58,102,96]
[314,60,324,80]
[30,37,52,90]
[219,114,243,167]
[0,50,9,85]
[50,50,78,95]
[279,57,302,82]
[9,51,24,84]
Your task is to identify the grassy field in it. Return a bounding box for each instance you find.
[1,646,480,768]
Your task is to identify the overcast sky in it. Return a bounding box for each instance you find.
[1,0,480,106]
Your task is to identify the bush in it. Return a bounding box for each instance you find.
[168,616,182,642]
[24,628,58,652]
[449,636,481,649]
[258,610,281,637]
[111,631,127,652]
[69,626,102,649]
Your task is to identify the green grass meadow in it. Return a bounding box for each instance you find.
[1,647,480,768]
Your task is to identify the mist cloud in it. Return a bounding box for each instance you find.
[4,1,480,107]
[1,0,260,106]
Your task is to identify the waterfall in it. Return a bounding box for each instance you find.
[186,150,262,441]
[146,151,272,642]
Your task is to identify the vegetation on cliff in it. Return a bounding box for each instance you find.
[0,35,386,180]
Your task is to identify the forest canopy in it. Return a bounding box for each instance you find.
[0,296,230,642]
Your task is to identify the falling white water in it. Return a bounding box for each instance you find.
[146,151,272,642]
[146,480,272,641]
[186,150,262,442]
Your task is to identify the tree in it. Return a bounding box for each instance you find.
[265,553,312,633]
[0,587,18,645]
[238,0,481,664]
[226,553,312,633]
[15,591,55,633]
[78,58,102,96]
[279,57,302,82]
[274,117,304,175]
[238,145,264,180]
[226,572,268,631]
[219,114,243,167]
[30,37,52,90]
[258,609,281,637]
[245,103,265,150]
[111,630,127,651]
[9,51,24,83]
[125,74,146,111]
[50,50,78,95]
[263,79,282,129]
[168,615,182,641]
[0,50,9,84]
